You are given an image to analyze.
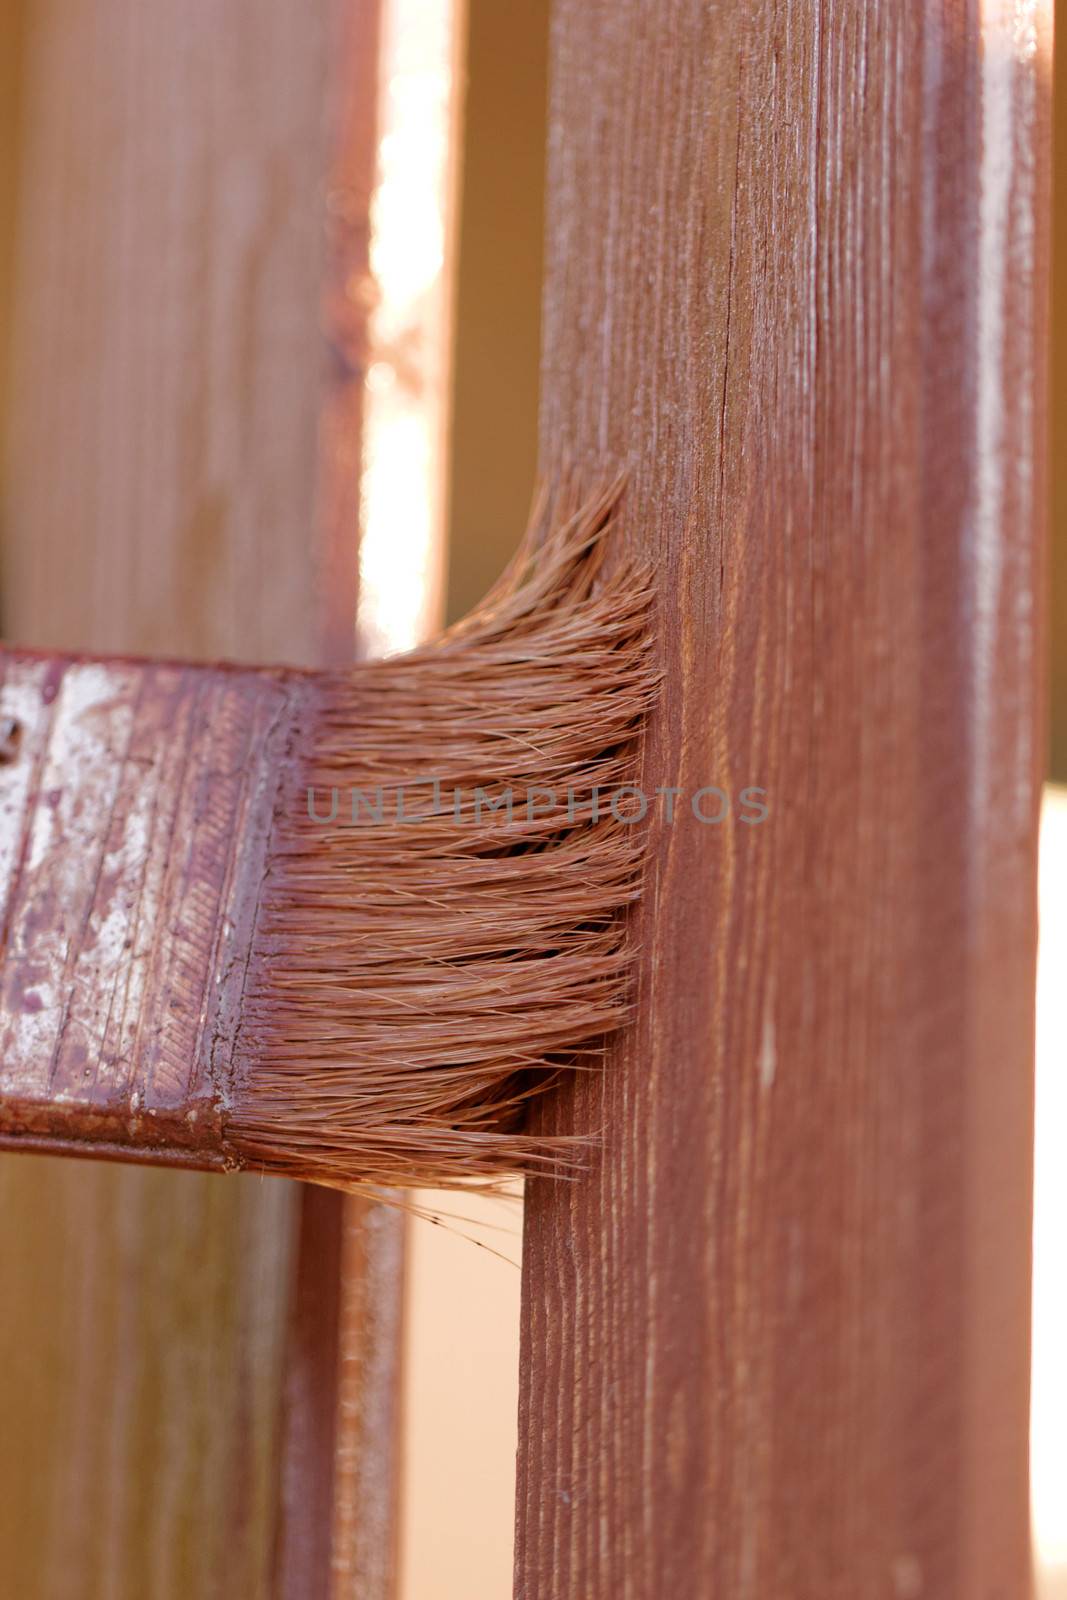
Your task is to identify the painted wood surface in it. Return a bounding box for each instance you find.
[0,1,401,1596]
[518,4,1050,1597]
[1051,0,1067,783]
[0,654,296,1167]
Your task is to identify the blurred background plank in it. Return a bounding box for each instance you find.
[0,2,402,1596]
[444,0,548,625]
[519,4,1048,1596]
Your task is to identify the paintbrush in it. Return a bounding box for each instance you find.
[0,484,655,1192]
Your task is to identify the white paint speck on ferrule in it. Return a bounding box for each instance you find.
[0,661,139,1095]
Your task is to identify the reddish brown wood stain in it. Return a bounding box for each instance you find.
[0,652,297,1163]
[519,5,1049,1597]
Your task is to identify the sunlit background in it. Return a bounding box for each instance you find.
[356,0,458,657]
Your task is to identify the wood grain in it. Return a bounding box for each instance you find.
[518,4,1050,1597]
[1051,0,1067,783]
[0,651,302,1167]
[0,1,401,1595]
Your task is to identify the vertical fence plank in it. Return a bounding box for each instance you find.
[1050,0,1067,783]
[517,4,1049,1596]
[0,2,401,1595]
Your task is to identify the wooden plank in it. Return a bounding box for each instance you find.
[518,5,1049,1597]
[277,5,407,1596]
[1051,0,1067,782]
[445,0,549,624]
[0,1,401,1595]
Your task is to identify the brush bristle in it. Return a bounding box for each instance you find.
[227,482,656,1190]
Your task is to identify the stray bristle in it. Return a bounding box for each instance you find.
[228,481,656,1190]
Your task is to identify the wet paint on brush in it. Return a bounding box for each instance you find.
[0,483,656,1190]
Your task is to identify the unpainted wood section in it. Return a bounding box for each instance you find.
[518,5,1048,1597]
[4,1,323,663]
[0,1,401,1595]
[445,0,549,623]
